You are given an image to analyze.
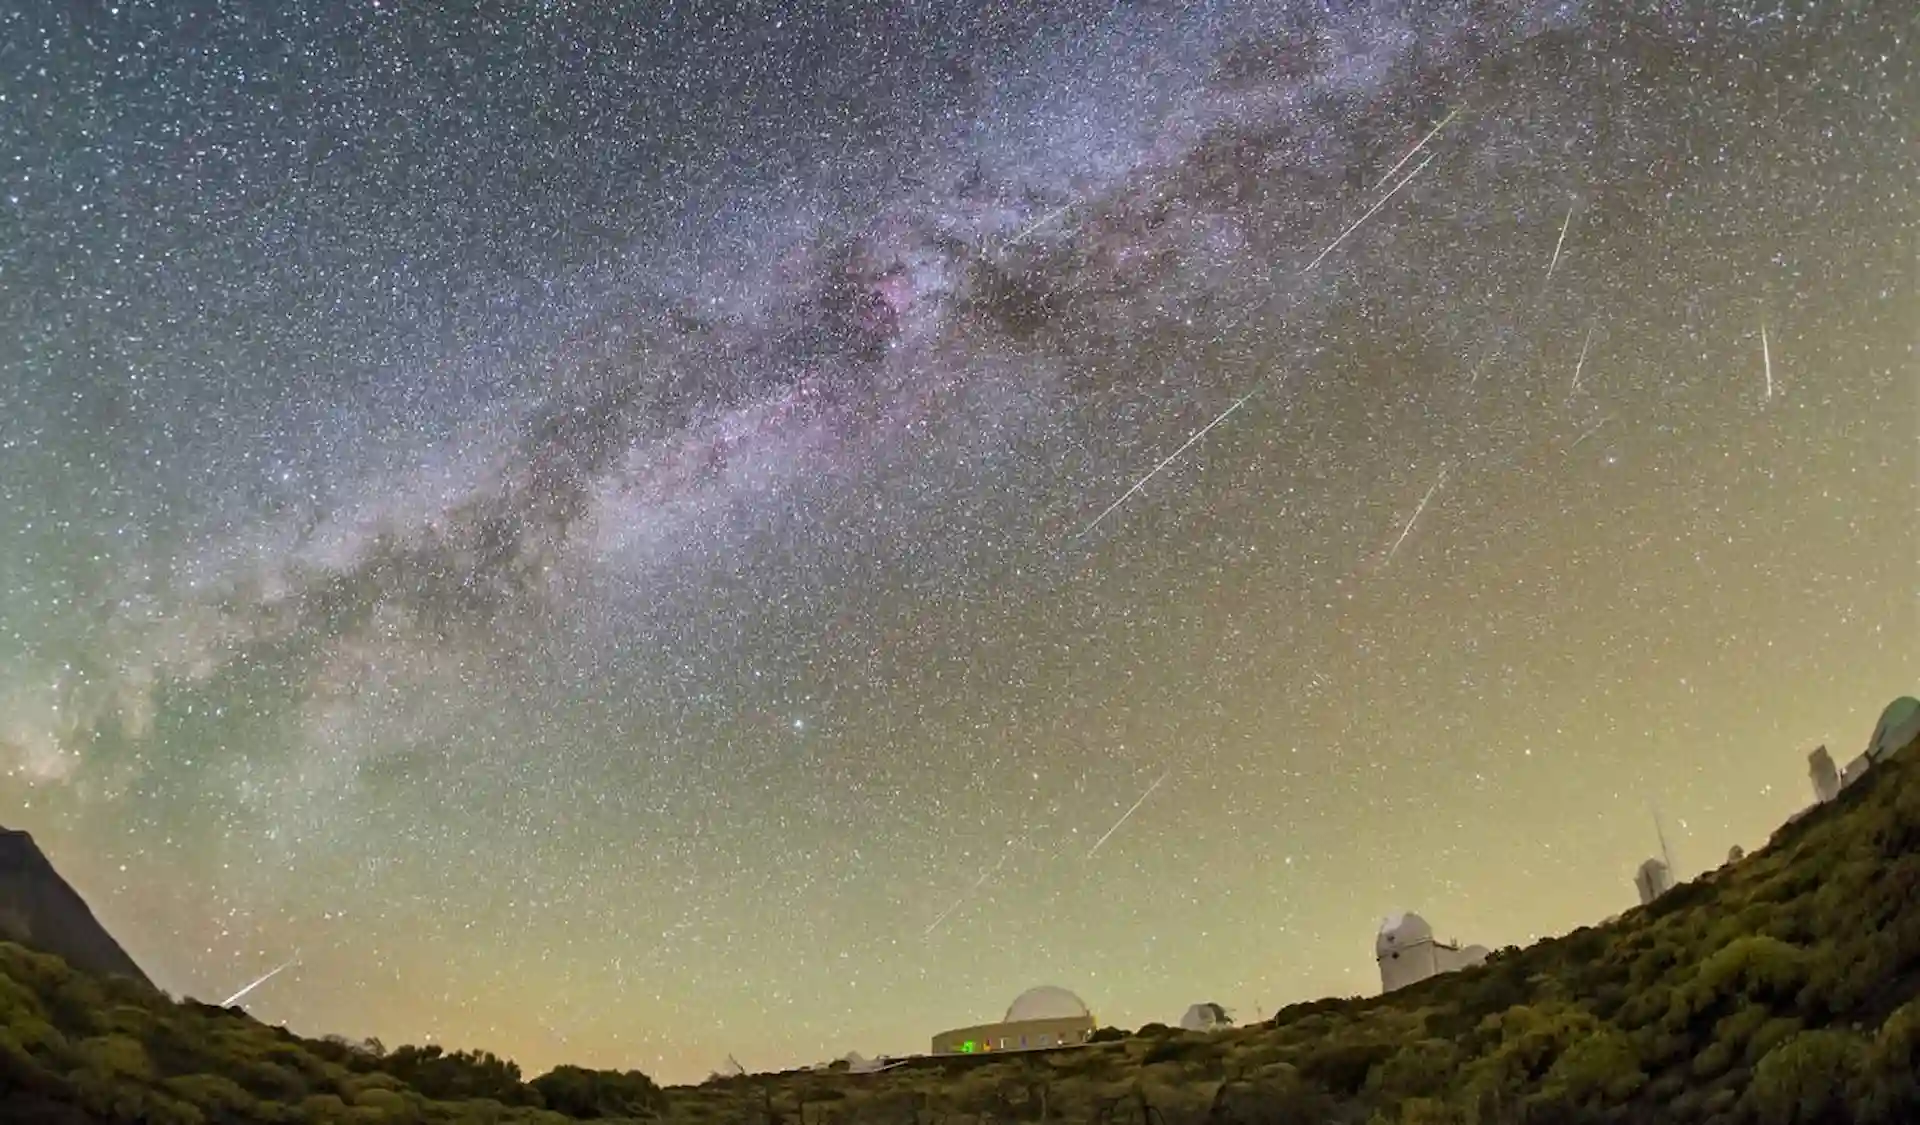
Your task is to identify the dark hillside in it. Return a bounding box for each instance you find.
[652,727,1920,1125]
[2,722,1917,1123]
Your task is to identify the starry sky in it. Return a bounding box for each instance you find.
[1,0,1914,1085]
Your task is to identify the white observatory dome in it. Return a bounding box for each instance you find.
[1870,696,1920,758]
[1376,911,1435,957]
[1005,985,1091,1023]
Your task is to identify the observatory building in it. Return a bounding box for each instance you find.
[807,1052,900,1075]
[1179,1002,1233,1032]
[930,985,1097,1055]
[1809,745,1841,804]
[1807,696,1918,807]
[1375,912,1490,994]
[1869,696,1920,759]
[1633,857,1675,906]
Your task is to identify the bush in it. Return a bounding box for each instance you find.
[1690,936,1811,1014]
[1542,1026,1645,1104]
[1857,999,1920,1124]
[1367,1038,1459,1102]
[1745,1029,1868,1125]
[529,1065,668,1119]
[1298,1037,1396,1097]
[1139,1034,1207,1067]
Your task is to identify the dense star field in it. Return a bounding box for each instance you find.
[0,0,1913,1085]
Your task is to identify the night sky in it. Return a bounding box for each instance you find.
[2,0,1914,1084]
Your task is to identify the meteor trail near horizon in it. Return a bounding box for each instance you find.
[222,959,299,1007]
[1302,150,1438,276]
[1385,464,1451,564]
[1079,389,1257,538]
[1085,769,1171,860]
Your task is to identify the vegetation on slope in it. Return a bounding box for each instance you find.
[0,963,665,1125]
[3,726,1918,1124]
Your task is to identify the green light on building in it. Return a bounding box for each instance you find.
[961,1040,977,1053]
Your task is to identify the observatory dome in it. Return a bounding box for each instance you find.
[1376,911,1434,957]
[1005,985,1090,1023]
[1870,696,1920,758]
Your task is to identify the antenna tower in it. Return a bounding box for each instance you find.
[1650,801,1677,878]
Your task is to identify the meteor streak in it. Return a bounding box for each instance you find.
[1760,320,1773,401]
[1545,201,1575,283]
[1079,389,1257,538]
[1085,769,1171,860]
[1006,201,1078,248]
[922,850,1012,938]
[1567,323,1597,401]
[1568,414,1612,450]
[1385,463,1450,564]
[1301,151,1437,277]
[222,959,299,1007]
[1371,108,1460,193]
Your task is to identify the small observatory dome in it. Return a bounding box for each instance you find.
[1005,985,1091,1023]
[1376,911,1434,958]
[1180,1002,1232,1032]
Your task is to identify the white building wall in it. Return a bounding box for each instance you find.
[1379,939,1442,993]
[1376,912,1488,994]
[1634,858,1674,906]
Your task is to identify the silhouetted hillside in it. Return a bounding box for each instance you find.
[1,713,1916,1123]
[0,828,151,989]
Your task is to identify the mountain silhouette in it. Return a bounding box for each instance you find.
[0,826,151,987]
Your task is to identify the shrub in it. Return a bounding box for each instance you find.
[1139,1034,1208,1067]
[1298,1036,1396,1097]
[1745,1029,1868,1125]
[1541,1026,1645,1104]
[1857,999,1920,1124]
[530,1065,668,1119]
[1692,936,1811,1012]
[1367,1038,1459,1102]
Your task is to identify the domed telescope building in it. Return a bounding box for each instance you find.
[1811,695,1920,804]
[1179,1002,1233,1032]
[1868,696,1920,762]
[931,985,1097,1055]
[1376,911,1489,994]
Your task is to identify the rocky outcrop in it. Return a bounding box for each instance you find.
[0,826,151,986]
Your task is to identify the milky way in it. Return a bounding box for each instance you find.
[1,0,1914,1082]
